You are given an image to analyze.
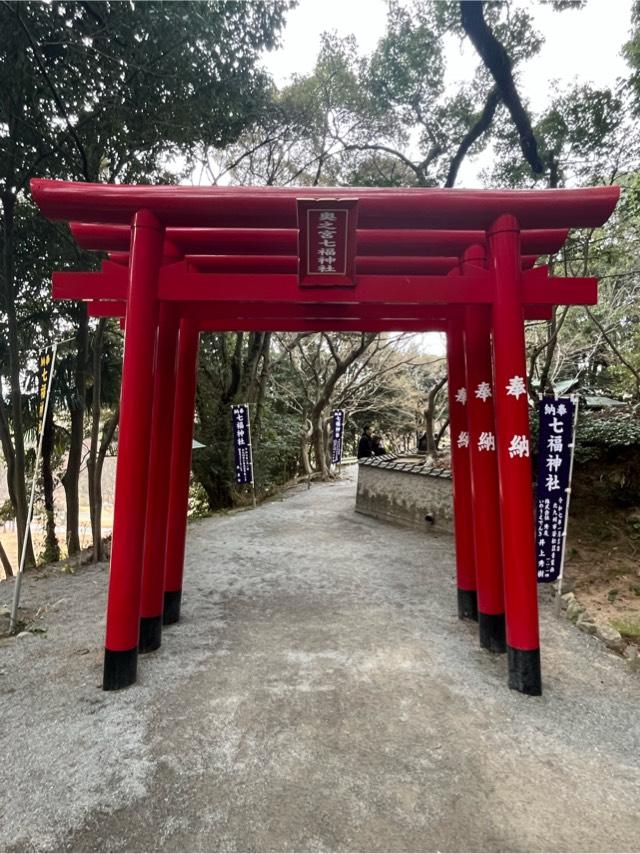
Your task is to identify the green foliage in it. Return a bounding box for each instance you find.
[624,0,640,115]
[216,0,551,189]
[0,1,293,553]
[610,616,640,639]
[0,499,15,523]
[488,84,627,187]
[187,480,212,520]
[573,411,640,463]
[1,1,293,186]
[252,407,302,494]
[531,406,640,462]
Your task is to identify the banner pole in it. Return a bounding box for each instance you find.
[330,409,345,476]
[244,403,257,509]
[555,394,579,615]
[10,343,58,633]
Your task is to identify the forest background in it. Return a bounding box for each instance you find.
[1,0,640,589]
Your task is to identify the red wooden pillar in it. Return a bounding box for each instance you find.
[139,303,180,652]
[163,317,200,624]
[462,246,506,653]
[103,210,164,690]
[488,215,541,695]
[446,308,477,620]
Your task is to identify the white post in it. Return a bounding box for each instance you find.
[338,409,345,477]
[555,394,580,614]
[10,344,58,632]
[245,403,257,509]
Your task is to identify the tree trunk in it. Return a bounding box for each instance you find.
[424,376,447,455]
[435,417,450,451]
[87,319,105,561]
[41,398,60,564]
[0,538,13,579]
[62,304,89,555]
[311,409,330,480]
[1,191,35,567]
[305,333,376,478]
[253,332,271,446]
[299,419,313,477]
[0,400,18,538]
[93,408,119,562]
[322,417,332,473]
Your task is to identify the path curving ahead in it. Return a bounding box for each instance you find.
[1,470,639,852]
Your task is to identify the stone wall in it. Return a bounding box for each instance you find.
[356,455,454,533]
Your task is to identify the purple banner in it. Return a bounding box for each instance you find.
[536,396,576,583]
[331,409,345,464]
[231,404,254,485]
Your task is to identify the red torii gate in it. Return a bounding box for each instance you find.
[31,179,619,696]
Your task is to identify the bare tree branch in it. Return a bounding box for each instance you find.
[584,307,640,397]
[460,1,544,174]
[445,87,501,187]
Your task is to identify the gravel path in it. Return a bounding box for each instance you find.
[0,469,638,852]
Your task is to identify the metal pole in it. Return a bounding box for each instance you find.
[10,343,58,633]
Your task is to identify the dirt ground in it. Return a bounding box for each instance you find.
[0,469,639,853]
[564,500,640,642]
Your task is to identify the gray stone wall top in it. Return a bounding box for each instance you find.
[359,452,452,480]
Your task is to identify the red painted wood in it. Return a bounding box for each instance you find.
[105,211,163,653]
[86,300,553,324]
[164,319,200,601]
[108,251,539,277]
[139,305,179,630]
[488,215,539,653]
[72,222,568,257]
[197,318,449,333]
[446,308,477,600]
[88,301,127,317]
[159,268,496,303]
[462,248,505,624]
[53,270,126,301]
[57,265,596,307]
[32,179,619,230]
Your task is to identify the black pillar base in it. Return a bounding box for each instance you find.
[479,612,506,653]
[103,647,137,691]
[163,590,182,625]
[508,646,542,696]
[139,615,162,653]
[457,588,478,621]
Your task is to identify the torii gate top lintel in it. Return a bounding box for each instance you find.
[31,178,619,230]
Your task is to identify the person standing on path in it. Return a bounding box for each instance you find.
[372,435,387,455]
[357,425,374,459]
